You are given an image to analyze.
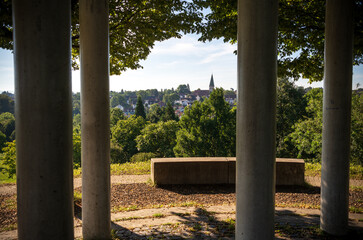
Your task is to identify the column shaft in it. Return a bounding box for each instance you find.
[80,0,111,239]
[13,0,73,239]
[321,0,353,235]
[236,0,278,239]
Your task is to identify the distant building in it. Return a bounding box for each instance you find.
[209,74,215,92]
[191,89,210,100]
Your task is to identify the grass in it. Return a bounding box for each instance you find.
[152,213,165,218]
[274,223,325,238]
[0,172,15,184]
[1,223,17,232]
[2,159,151,183]
[110,161,150,175]
[276,203,320,209]
[305,162,363,180]
[349,206,363,213]
[0,162,16,184]
[112,205,140,213]
[111,201,203,213]
[74,161,151,178]
[74,191,82,204]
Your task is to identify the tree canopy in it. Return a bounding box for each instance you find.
[0,0,201,75]
[193,0,363,82]
[135,95,146,119]
[174,88,236,157]
[136,120,179,157]
[3,0,360,80]
[0,93,14,114]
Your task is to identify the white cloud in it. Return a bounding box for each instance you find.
[199,45,236,64]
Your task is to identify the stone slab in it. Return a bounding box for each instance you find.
[151,157,305,186]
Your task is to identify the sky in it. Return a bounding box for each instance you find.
[1,34,363,93]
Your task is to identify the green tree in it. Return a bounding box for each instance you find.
[72,92,81,116]
[174,88,235,157]
[0,140,16,178]
[110,107,126,126]
[351,92,363,165]
[176,84,191,95]
[147,103,163,123]
[110,93,127,108]
[111,116,146,161]
[0,94,14,114]
[193,0,363,82]
[0,112,15,141]
[288,88,323,162]
[287,89,363,165]
[136,120,179,157]
[73,113,81,130]
[1,0,202,75]
[0,131,6,152]
[276,78,307,157]
[72,128,81,168]
[161,102,179,122]
[135,96,146,119]
[163,93,179,104]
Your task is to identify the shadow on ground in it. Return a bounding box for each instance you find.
[108,207,362,239]
[158,183,320,195]
[110,207,235,239]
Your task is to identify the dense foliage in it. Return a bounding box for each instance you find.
[0,112,15,144]
[0,0,202,75]
[3,0,362,81]
[0,93,14,114]
[0,140,16,178]
[111,115,146,161]
[136,120,179,157]
[193,0,363,82]
[351,93,363,165]
[135,96,146,119]
[276,78,307,157]
[1,85,362,180]
[174,88,236,157]
[288,89,323,162]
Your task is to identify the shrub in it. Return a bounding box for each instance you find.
[130,152,156,163]
[110,142,128,164]
[0,140,16,178]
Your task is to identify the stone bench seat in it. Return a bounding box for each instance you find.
[151,157,304,186]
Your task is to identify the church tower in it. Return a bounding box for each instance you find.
[209,74,215,92]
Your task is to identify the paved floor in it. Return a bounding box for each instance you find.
[1,175,362,239]
[1,205,362,240]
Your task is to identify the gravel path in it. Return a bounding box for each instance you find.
[73,175,150,188]
[305,176,363,187]
[0,175,150,195]
[1,175,361,196]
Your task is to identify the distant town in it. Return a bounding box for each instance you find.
[108,75,237,117]
[3,75,360,119]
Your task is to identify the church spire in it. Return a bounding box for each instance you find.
[209,74,215,92]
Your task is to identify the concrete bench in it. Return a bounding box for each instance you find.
[151,157,304,186]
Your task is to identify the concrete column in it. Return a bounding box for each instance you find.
[80,0,111,239]
[321,0,353,236]
[13,1,73,239]
[236,0,278,239]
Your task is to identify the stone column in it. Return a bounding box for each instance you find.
[80,0,111,239]
[235,0,278,239]
[13,1,73,239]
[321,0,353,236]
